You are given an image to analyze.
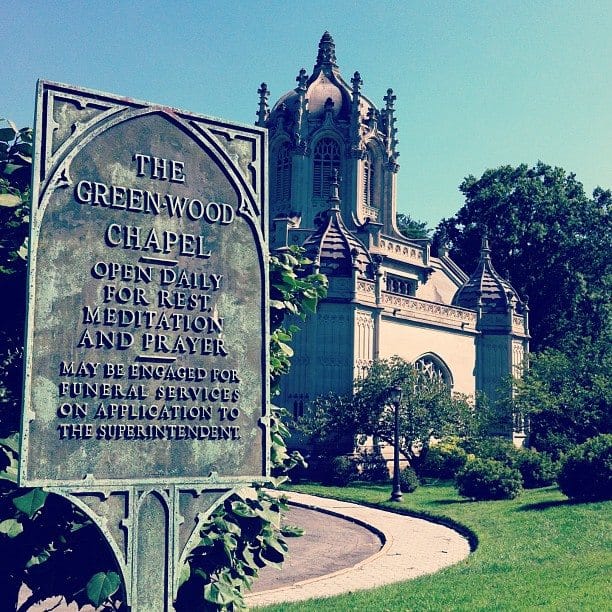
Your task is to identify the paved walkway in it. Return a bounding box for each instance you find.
[246,491,471,608]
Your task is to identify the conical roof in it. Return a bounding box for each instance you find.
[452,234,520,313]
[302,172,373,277]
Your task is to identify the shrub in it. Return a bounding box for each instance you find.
[514,449,558,488]
[399,467,419,493]
[462,437,522,466]
[420,441,468,479]
[456,458,522,500]
[321,455,358,486]
[558,434,612,501]
[357,451,389,483]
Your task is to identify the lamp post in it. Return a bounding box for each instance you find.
[388,385,403,502]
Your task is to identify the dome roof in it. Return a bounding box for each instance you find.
[452,235,521,313]
[302,173,373,277]
[268,32,370,127]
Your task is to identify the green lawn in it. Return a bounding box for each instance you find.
[257,482,611,611]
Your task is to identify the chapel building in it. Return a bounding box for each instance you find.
[257,32,530,441]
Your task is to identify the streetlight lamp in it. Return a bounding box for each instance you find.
[388,385,403,502]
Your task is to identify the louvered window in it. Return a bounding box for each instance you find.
[275,143,292,203]
[313,138,341,199]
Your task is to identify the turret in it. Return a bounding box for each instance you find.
[453,232,530,441]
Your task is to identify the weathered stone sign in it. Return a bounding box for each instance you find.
[20,81,269,487]
[18,81,269,609]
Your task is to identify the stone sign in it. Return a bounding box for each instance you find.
[20,81,270,488]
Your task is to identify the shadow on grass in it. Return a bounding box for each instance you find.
[427,498,473,506]
[516,498,584,512]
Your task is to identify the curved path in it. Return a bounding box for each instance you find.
[246,491,471,608]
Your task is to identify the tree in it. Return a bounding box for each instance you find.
[512,340,612,459]
[396,213,431,240]
[298,356,478,472]
[435,162,611,353]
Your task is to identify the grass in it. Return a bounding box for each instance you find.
[257,481,611,611]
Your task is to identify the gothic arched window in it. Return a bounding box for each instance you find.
[313,138,341,199]
[274,142,292,204]
[415,354,453,389]
[363,148,376,208]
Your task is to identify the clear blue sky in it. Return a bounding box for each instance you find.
[2,0,610,227]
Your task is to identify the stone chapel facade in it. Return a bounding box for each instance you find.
[257,33,530,440]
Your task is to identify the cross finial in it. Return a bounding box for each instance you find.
[296,68,308,91]
[384,88,396,111]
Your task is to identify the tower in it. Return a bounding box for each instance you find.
[453,233,530,440]
[258,33,530,443]
[257,32,400,242]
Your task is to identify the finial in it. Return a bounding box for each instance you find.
[296,68,308,92]
[480,228,491,260]
[351,71,362,95]
[315,31,337,70]
[329,168,340,207]
[256,83,269,126]
[382,88,398,159]
[383,88,396,111]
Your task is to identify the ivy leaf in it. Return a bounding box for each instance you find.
[281,524,304,537]
[0,127,17,142]
[13,489,48,518]
[277,341,294,357]
[86,571,121,606]
[26,550,51,567]
[230,501,258,518]
[0,434,19,453]
[0,193,22,207]
[203,581,236,606]
[0,518,23,538]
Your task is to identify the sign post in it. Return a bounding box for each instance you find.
[20,81,269,609]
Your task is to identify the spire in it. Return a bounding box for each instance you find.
[294,68,308,148]
[314,31,338,72]
[302,168,374,278]
[350,71,363,152]
[383,88,399,161]
[256,83,269,126]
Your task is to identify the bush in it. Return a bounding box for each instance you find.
[399,467,419,493]
[558,434,612,500]
[321,455,358,486]
[456,458,522,500]
[514,449,558,488]
[420,440,468,479]
[462,437,522,466]
[357,451,389,483]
